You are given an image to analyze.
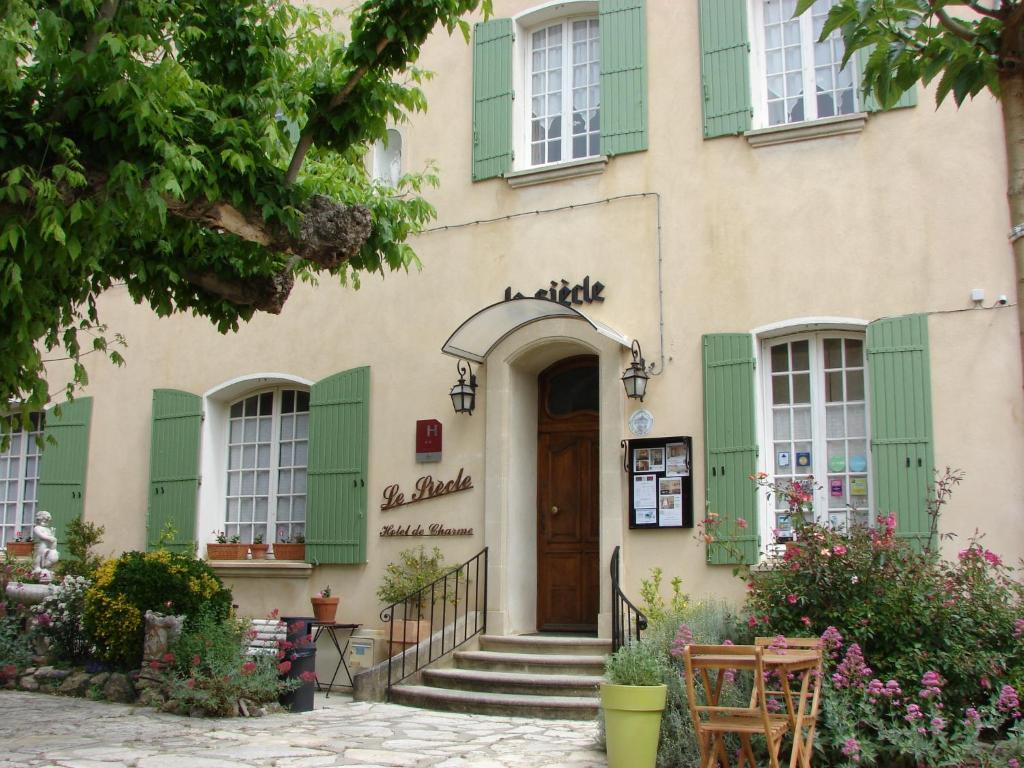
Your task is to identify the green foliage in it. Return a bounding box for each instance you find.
[165,608,297,716]
[0,613,33,673]
[84,549,232,668]
[0,0,490,423]
[639,567,689,625]
[605,639,667,687]
[796,0,1005,110]
[54,516,105,580]
[376,545,449,616]
[648,600,752,768]
[745,517,1024,714]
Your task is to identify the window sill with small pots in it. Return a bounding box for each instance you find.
[744,112,868,148]
[207,560,312,579]
[505,155,608,188]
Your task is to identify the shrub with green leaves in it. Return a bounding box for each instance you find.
[0,613,33,677]
[84,550,232,668]
[54,517,106,580]
[605,639,666,687]
[745,518,1024,714]
[32,575,92,663]
[164,609,298,716]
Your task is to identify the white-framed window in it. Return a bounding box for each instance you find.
[223,388,309,544]
[759,332,871,541]
[371,128,403,187]
[0,413,43,546]
[750,0,857,127]
[524,13,600,167]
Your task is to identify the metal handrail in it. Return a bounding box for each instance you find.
[611,545,648,651]
[380,546,488,692]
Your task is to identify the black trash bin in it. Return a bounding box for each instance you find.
[280,616,316,713]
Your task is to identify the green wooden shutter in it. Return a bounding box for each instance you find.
[855,47,917,112]
[36,397,92,544]
[702,335,759,564]
[699,0,752,138]
[472,18,513,181]
[600,0,647,155]
[147,390,202,552]
[306,366,370,564]
[867,314,934,551]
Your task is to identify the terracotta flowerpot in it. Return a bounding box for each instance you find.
[273,543,305,561]
[206,542,246,560]
[311,596,339,623]
[5,541,33,558]
[388,619,432,656]
[250,544,269,560]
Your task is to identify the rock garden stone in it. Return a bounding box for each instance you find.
[58,671,92,695]
[103,672,136,703]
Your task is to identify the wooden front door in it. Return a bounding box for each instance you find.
[537,357,599,633]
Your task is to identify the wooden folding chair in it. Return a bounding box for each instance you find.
[683,644,790,768]
[752,636,824,768]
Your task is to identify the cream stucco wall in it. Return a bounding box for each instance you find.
[37,0,1024,633]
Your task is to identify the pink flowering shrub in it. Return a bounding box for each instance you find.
[745,515,1024,715]
[820,627,1024,767]
[163,607,299,716]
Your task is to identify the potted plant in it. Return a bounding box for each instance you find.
[600,639,668,768]
[376,546,449,655]
[310,585,339,623]
[206,531,245,560]
[5,531,33,558]
[250,532,269,560]
[273,533,305,561]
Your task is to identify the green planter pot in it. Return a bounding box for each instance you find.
[600,682,668,768]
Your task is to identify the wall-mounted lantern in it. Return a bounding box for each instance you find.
[621,340,649,401]
[449,359,478,415]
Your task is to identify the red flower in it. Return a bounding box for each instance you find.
[185,678,196,689]
[299,671,317,683]
[148,660,160,670]
[241,661,257,675]
[162,652,175,663]
[787,594,798,605]
[801,616,812,627]
[278,660,292,674]
[747,616,758,628]
[191,655,201,667]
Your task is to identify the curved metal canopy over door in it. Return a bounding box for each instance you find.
[442,298,631,363]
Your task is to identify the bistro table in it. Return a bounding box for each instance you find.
[686,645,821,768]
[310,622,360,697]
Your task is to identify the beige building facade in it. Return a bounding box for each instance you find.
[13,0,1024,640]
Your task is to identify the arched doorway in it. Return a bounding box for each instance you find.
[536,356,599,633]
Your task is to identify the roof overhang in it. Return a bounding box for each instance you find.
[441,298,631,363]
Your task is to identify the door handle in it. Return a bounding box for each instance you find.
[551,506,559,516]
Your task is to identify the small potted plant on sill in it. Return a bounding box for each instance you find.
[5,531,33,558]
[377,545,449,656]
[250,532,269,560]
[273,533,305,561]
[600,640,668,768]
[206,531,245,560]
[310,585,339,623]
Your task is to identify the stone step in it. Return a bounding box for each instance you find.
[390,684,600,720]
[478,634,612,656]
[454,650,607,675]
[421,667,603,697]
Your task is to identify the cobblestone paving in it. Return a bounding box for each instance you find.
[0,691,607,767]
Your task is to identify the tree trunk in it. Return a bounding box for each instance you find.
[998,68,1024,386]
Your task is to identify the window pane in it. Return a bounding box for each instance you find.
[823,338,842,369]
[773,409,791,440]
[793,408,811,440]
[771,343,789,372]
[791,341,809,371]
[772,376,790,405]
[792,373,810,404]
[825,371,844,402]
[825,404,845,438]
[846,369,865,401]
[846,339,863,367]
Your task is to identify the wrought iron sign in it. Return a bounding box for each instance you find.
[503,276,606,306]
[380,468,473,511]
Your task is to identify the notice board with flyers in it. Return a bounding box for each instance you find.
[623,436,694,530]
